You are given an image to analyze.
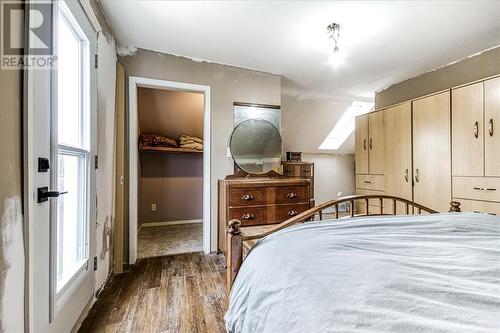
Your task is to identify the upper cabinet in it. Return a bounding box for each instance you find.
[485,77,500,177]
[355,115,369,174]
[368,112,385,175]
[452,77,500,177]
[452,82,484,176]
[355,112,384,175]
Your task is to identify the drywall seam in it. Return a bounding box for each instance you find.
[376,45,500,94]
[0,195,24,332]
[120,46,282,76]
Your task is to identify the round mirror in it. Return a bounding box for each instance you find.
[230,119,282,174]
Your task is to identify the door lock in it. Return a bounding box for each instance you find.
[37,187,68,203]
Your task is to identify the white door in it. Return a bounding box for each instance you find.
[30,1,97,331]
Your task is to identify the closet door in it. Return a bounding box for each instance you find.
[355,115,369,174]
[452,82,484,176]
[384,102,412,202]
[368,111,384,175]
[485,77,500,177]
[412,91,451,212]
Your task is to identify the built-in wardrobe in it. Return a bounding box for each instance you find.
[452,77,500,214]
[355,75,500,214]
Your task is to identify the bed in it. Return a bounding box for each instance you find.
[224,195,500,333]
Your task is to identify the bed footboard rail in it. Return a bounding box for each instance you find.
[226,195,461,292]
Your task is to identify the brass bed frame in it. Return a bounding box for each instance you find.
[226,194,462,292]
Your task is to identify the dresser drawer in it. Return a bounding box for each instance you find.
[228,207,268,226]
[229,188,267,206]
[275,186,309,204]
[356,175,384,191]
[453,198,500,216]
[452,177,500,202]
[300,165,312,177]
[276,204,310,222]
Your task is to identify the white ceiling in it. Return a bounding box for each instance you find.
[100,0,500,152]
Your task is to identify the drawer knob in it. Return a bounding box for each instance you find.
[241,194,256,201]
[241,213,255,220]
[286,192,299,199]
[472,187,496,191]
[287,210,298,216]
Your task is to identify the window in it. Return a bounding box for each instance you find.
[319,101,373,150]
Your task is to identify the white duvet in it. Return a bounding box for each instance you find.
[225,213,500,333]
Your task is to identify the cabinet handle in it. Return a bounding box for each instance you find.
[489,119,494,137]
[369,138,373,150]
[363,139,367,151]
[286,192,299,198]
[474,121,479,138]
[472,187,496,191]
[364,180,374,184]
[414,169,420,183]
[404,169,408,183]
[241,194,255,201]
[241,213,255,220]
[287,210,299,216]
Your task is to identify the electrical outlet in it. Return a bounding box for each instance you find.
[151,203,157,212]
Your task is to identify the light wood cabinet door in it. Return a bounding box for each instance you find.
[485,77,500,177]
[384,102,412,201]
[355,115,369,174]
[412,91,451,212]
[453,198,500,216]
[368,111,385,175]
[452,82,484,176]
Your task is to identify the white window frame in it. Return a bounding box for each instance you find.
[50,0,92,317]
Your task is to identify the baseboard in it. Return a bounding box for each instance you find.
[140,219,203,227]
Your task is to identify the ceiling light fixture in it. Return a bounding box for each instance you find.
[327,22,344,67]
[327,23,341,54]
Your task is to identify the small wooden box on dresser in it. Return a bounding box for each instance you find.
[218,177,311,253]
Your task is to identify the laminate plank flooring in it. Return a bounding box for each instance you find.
[79,252,227,333]
[138,223,203,259]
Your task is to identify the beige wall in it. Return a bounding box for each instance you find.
[375,46,500,109]
[281,83,357,205]
[281,84,355,155]
[138,88,203,223]
[119,49,281,253]
[138,88,204,138]
[302,153,355,205]
[0,8,24,329]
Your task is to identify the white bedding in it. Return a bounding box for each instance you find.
[225,213,500,333]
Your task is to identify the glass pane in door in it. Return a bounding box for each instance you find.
[56,153,87,291]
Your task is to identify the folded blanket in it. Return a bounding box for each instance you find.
[179,134,203,145]
[180,142,203,151]
[139,134,178,147]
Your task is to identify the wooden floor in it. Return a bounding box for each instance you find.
[138,223,203,259]
[79,252,227,333]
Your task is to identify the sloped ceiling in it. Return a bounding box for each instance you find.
[100,1,500,153]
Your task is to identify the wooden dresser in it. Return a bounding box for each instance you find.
[218,177,311,252]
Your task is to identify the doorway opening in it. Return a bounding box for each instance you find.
[128,77,211,264]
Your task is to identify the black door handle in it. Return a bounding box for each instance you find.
[38,187,68,203]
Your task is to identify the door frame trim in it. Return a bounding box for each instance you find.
[128,76,212,264]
